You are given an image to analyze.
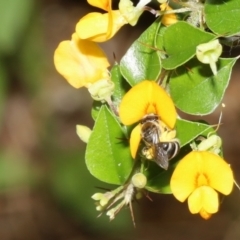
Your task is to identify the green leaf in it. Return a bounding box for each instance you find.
[86,106,133,185]
[111,63,131,106]
[155,24,166,56]
[91,101,104,120]
[160,21,215,69]
[205,0,240,36]
[145,161,176,194]
[120,20,161,86]
[169,57,237,115]
[176,119,211,147]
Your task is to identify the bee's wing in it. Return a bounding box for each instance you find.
[152,143,169,170]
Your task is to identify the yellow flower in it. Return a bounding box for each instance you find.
[76,0,151,42]
[160,3,178,26]
[53,33,110,88]
[76,0,127,42]
[170,151,234,219]
[119,80,177,158]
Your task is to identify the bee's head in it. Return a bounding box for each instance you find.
[140,114,159,124]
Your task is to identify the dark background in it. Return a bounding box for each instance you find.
[0,0,240,239]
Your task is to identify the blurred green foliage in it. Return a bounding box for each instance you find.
[0,0,133,238]
[0,0,34,55]
[50,148,133,235]
[0,150,35,190]
[0,61,7,128]
[0,0,39,187]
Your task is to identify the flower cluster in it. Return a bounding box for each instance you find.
[53,0,178,95]
[53,0,236,225]
[119,80,234,219]
[53,0,153,93]
[92,173,146,225]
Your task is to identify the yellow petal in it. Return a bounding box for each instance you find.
[188,186,219,215]
[199,151,234,195]
[76,11,127,42]
[151,82,176,128]
[160,3,178,26]
[130,124,142,158]
[53,33,110,88]
[188,188,202,214]
[170,152,199,202]
[76,125,92,143]
[119,80,176,128]
[87,0,111,11]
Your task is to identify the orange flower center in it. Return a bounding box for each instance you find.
[196,173,209,187]
[146,103,157,114]
[200,209,212,220]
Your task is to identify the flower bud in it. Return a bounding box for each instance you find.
[76,125,92,143]
[119,0,151,26]
[196,39,222,75]
[92,191,115,207]
[91,192,103,201]
[96,205,104,211]
[88,79,114,101]
[160,3,178,26]
[197,135,222,154]
[131,173,147,189]
[106,208,115,219]
[135,191,143,199]
[106,200,125,220]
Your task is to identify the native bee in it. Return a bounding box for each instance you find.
[140,114,180,170]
